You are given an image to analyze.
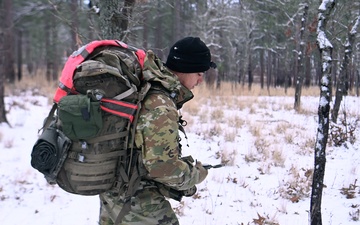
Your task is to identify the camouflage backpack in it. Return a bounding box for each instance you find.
[31,40,151,199]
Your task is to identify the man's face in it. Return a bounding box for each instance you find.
[177,72,204,90]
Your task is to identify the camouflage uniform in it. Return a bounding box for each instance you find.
[99,50,206,225]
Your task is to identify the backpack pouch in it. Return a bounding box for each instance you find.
[58,95,103,140]
[74,73,129,98]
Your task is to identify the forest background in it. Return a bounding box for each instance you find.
[1,0,359,93]
[0,1,360,224]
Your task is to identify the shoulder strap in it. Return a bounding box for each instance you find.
[38,103,57,134]
[110,82,152,225]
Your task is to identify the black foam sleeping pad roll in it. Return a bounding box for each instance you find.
[31,126,71,182]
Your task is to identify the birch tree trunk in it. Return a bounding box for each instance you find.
[310,1,335,224]
[331,16,360,123]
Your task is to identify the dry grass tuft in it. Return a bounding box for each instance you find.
[275,122,291,134]
[284,133,294,144]
[301,137,316,153]
[278,165,313,201]
[202,124,223,140]
[220,147,237,166]
[249,123,262,138]
[210,108,224,121]
[227,115,245,128]
[224,130,237,142]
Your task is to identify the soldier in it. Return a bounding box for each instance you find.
[99,37,217,225]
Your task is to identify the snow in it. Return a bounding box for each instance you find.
[1,91,360,225]
[319,0,334,11]
[317,31,333,50]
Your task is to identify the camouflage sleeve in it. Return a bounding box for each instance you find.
[135,93,201,190]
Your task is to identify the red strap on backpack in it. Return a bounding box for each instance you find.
[53,40,146,103]
[100,98,138,122]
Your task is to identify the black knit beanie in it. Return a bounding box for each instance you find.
[165,37,216,73]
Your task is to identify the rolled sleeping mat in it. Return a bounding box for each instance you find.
[31,126,72,183]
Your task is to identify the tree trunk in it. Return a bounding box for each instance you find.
[356,69,360,97]
[305,53,311,86]
[332,16,359,123]
[294,2,309,111]
[260,48,264,89]
[266,50,272,91]
[172,0,181,43]
[272,51,276,87]
[45,11,51,81]
[154,1,164,59]
[142,8,149,49]
[247,24,253,90]
[310,1,335,225]
[17,29,23,81]
[70,0,80,49]
[120,0,135,41]
[0,0,9,124]
[51,8,59,81]
[4,0,15,83]
[248,55,253,90]
[24,29,33,75]
[98,0,135,40]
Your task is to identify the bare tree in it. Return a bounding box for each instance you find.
[310,1,336,225]
[0,0,8,124]
[331,15,360,123]
[70,0,80,49]
[17,29,23,81]
[294,1,309,111]
[3,0,15,83]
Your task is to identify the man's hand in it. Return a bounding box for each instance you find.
[195,161,208,183]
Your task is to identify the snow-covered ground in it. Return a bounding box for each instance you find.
[1,90,359,225]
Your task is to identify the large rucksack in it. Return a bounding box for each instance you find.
[31,40,151,200]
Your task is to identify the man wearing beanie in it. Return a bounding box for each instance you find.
[99,37,216,225]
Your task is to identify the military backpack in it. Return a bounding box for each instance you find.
[31,40,151,199]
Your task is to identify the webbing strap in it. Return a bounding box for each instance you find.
[113,84,137,101]
[114,200,131,225]
[100,98,138,122]
[117,165,129,183]
[38,103,57,134]
[64,160,117,174]
[100,98,137,116]
[77,183,113,191]
[127,82,151,170]
[111,82,150,224]
[85,130,128,144]
[67,149,126,162]
[75,60,122,78]
[101,194,131,225]
[101,106,135,122]
[70,173,114,181]
[113,164,142,225]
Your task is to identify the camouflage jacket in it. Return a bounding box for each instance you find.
[134,50,202,191]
